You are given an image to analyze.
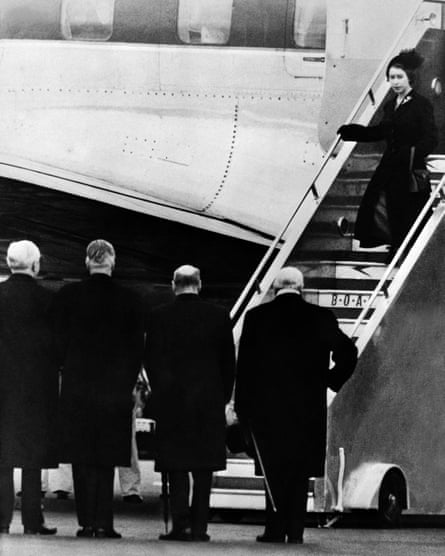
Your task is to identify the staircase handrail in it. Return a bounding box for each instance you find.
[230,0,429,328]
[230,135,339,324]
[350,172,445,340]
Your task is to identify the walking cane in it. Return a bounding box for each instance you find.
[249,428,277,513]
[160,471,170,534]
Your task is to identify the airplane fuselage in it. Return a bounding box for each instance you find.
[0,0,326,243]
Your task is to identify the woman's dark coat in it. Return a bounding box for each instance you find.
[235,293,357,477]
[0,274,59,468]
[145,293,236,472]
[340,90,437,248]
[53,274,145,467]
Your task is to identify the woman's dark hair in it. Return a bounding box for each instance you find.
[386,49,424,85]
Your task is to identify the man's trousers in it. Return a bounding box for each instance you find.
[72,464,115,530]
[263,464,309,542]
[167,470,213,537]
[0,467,43,530]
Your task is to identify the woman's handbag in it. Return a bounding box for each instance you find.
[409,146,431,193]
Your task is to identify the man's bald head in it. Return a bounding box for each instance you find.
[272,266,304,293]
[6,240,41,276]
[172,264,201,294]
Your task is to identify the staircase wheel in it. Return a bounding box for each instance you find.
[377,470,405,527]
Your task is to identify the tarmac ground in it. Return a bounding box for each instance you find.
[3,463,445,556]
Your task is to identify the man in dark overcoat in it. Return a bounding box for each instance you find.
[53,239,145,539]
[145,264,235,541]
[0,240,58,535]
[235,266,358,544]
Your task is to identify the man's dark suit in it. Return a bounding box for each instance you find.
[145,293,235,539]
[53,273,145,533]
[0,274,59,531]
[235,292,357,542]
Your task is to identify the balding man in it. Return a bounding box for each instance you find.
[145,265,235,541]
[0,241,58,536]
[235,266,357,545]
[53,240,145,539]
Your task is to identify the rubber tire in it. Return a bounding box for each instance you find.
[378,470,405,527]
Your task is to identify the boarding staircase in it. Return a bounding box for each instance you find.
[210,3,445,515]
[212,157,445,515]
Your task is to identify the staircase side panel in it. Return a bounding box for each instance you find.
[326,215,445,514]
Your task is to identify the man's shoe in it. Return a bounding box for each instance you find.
[94,528,122,539]
[192,533,210,542]
[24,525,57,535]
[0,526,10,534]
[76,526,94,538]
[256,533,285,543]
[122,494,143,504]
[159,529,192,541]
[287,536,303,544]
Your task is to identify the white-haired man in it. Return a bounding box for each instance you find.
[235,266,358,545]
[0,240,58,536]
[145,264,235,541]
[53,239,145,539]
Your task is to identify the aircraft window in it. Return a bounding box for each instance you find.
[293,0,326,49]
[177,0,233,45]
[61,0,115,41]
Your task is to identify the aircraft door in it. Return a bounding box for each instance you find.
[284,0,326,79]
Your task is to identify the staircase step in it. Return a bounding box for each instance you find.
[323,194,363,206]
[352,240,390,253]
[212,476,264,490]
[339,318,368,337]
[290,249,389,264]
[297,260,390,281]
[312,205,358,226]
[341,153,381,174]
[328,179,369,198]
[298,231,354,252]
[304,220,357,237]
[305,276,386,291]
[221,457,254,476]
[303,288,382,310]
[332,306,374,319]
[210,488,265,510]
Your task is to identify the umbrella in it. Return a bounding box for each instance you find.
[160,471,170,534]
[249,428,277,512]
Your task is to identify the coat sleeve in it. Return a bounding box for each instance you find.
[220,311,236,404]
[234,310,256,420]
[324,310,358,393]
[338,101,393,142]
